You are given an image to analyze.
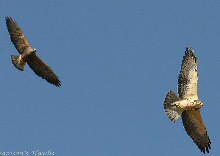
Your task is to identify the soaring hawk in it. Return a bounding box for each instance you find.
[6,17,61,87]
[164,47,211,153]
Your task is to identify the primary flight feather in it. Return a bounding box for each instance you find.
[6,17,61,87]
[164,47,211,153]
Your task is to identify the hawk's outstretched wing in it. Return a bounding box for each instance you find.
[178,47,198,100]
[6,17,33,54]
[182,110,211,154]
[27,53,61,87]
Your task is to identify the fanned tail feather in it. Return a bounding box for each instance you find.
[164,90,183,122]
[11,55,26,71]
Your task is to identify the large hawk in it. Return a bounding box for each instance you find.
[6,17,61,87]
[164,47,211,153]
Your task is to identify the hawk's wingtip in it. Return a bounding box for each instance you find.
[5,16,12,21]
[184,47,197,61]
[185,47,194,53]
[56,82,61,88]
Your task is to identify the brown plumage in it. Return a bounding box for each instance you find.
[182,110,211,153]
[164,47,211,153]
[6,17,61,87]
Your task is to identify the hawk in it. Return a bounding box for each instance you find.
[164,47,211,153]
[6,17,61,87]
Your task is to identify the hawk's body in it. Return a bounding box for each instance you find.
[164,48,211,153]
[6,17,61,87]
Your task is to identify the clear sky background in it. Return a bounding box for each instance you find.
[0,1,219,156]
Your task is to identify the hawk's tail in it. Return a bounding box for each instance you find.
[11,55,26,71]
[164,90,183,123]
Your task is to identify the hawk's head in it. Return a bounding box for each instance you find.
[194,100,203,109]
[32,48,37,53]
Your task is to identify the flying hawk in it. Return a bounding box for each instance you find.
[6,17,61,87]
[164,47,211,153]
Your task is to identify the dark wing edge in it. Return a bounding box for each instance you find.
[182,110,211,154]
[178,47,198,99]
[27,53,61,87]
[5,16,32,54]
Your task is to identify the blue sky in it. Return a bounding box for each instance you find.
[0,0,219,155]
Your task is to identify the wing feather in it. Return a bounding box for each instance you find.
[27,53,61,87]
[6,17,33,54]
[182,110,211,153]
[178,47,198,100]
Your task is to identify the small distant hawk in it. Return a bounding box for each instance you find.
[6,17,61,87]
[164,47,211,153]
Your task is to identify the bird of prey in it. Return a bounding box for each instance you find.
[164,47,211,153]
[6,17,61,87]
